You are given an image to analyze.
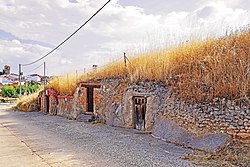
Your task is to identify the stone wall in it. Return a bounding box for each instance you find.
[72,85,86,116]
[160,97,250,140]
[38,80,249,146]
[38,89,58,115]
[97,80,169,131]
[57,96,75,119]
[42,81,103,120]
[96,80,249,149]
[19,102,39,112]
[96,79,125,122]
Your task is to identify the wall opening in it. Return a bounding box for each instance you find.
[87,87,94,112]
[133,96,147,130]
[45,95,50,113]
[38,97,41,111]
[80,81,101,113]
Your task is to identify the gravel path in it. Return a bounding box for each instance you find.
[0,104,199,167]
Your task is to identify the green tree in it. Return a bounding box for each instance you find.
[1,86,17,98]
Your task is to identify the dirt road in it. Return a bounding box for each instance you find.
[0,103,198,167]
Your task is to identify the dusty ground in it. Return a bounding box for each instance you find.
[184,139,250,167]
[0,103,198,167]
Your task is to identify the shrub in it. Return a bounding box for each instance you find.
[1,86,17,98]
[15,81,41,95]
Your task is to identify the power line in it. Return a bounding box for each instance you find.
[23,62,44,74]
[22,0,111,66]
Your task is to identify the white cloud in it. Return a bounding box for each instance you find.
[0,0,249,75]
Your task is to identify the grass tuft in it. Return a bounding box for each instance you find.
[16,92,39,109]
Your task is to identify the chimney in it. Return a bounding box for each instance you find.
[92,65,98,72]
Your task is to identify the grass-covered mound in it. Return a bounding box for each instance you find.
[48,29,250,103]
[15,92,39,111]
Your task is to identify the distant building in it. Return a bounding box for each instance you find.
[41,76,50,84]
[26,74,43,83]
[92,65,98,72]
[7,73,19,82]
[0,75,13,85]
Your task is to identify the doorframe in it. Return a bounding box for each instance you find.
[86,87,94,112]
[132,96,147,130]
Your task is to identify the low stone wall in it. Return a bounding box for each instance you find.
[96,80,249,151]
[57,96,76,119]
[19,102,39,112]
[38,80,249,150]
[161,98,250,140]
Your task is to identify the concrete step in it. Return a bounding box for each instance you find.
[76,113,95,122]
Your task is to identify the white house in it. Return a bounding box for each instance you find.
[7,73,19,81]
[0,75,13,85]
[26,74,42,83]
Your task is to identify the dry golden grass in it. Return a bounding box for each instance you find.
[16,91,39,108]
[46,74,87,95]
[48,29,250,102]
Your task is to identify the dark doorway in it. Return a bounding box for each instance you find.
[87,87,94,112]
[133,97,147,130]
[45,96,49,113]
[38,97,41,111]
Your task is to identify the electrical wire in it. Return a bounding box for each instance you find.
[23,62,44,74]
[22,0,111,66]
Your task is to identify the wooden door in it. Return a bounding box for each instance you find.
[133,97,147,130]
[45,96,49,113]
[87,87,94,112]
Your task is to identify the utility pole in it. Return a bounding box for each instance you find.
[43,62,46,89]
[18,64,22,95]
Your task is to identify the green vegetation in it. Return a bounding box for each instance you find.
[1,86,17,98]
[1,81,41,98]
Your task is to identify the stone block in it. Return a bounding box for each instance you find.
[153,117,229,152]
[236,133,250,139]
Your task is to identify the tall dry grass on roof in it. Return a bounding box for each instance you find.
[48,29,250,103]
[46,74,87,95]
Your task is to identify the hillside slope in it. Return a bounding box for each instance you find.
[49,29,250,103]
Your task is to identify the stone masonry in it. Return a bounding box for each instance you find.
[38,79,250,151]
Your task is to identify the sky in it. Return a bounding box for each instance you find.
[0,0,249,75]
